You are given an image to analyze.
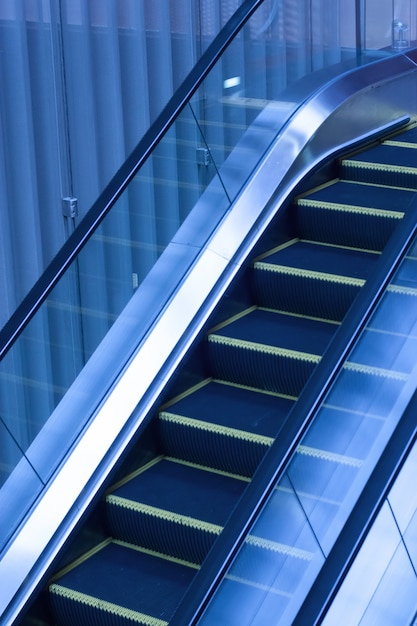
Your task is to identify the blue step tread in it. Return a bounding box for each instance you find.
[49,540,196,626]
[106,458,247,562]
[158,380,295,475]
[298,180,412,213]
[209,308,338,355]
[252,240,379,319]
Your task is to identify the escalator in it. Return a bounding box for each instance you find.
[43,123,417,625]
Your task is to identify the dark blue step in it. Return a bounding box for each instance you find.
[207,308,339,396]
[341,143,417,188]
[295,180,410,250]
[252,240,379,320]
[106,457,247,564]
[158,379,295,476]
[49,540,196,626]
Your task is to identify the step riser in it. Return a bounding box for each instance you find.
[208,341,319,396]
[341,161,417,189]
[106,503,218,564]
[252,271,361,321]
[295,205,400,251]
[158,420,270,477]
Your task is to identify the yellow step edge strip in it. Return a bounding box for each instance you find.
[165,456,250,482]
[246,535,314,561]
[49,584,168,626]
[253,238,300,262]
[254,261,365,287]
[214,378,297,401]
[106,495,222,536]
[344,361,409,381]
[208,334,321,364]
[159,411,274,447]
[259,307,340,326]
[107,456,164,493]
[297,444,362,468]
[383,140,417,149]
[208,306,256,334]
[161,377,297,411]
[343,159,417,177]
[50,539,113,581]
[297,198,404,219]
[112,539,201,569]
[300,238,381,255]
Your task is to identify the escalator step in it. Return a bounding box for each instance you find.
[295,180,409,250]
[252,239,378,320]
[341,143,417,188]
[105,457,247,564]
[158,379,295,476]
[207,308,339,396]
[383,124,417,147]
[49,540,197,626]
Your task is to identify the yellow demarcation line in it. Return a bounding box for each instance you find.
[113,539,200,569]
[208,306,256,334]
[254,261,365,287]
[165,456,250,482]
[107,456,164,493]
[106,495,223,535]
[297,197,404,219]
[253,238,300,262]
[49,584,169,626]
[383,140,417,149]
[208,334,321,364]
[159,411,274,447]
[214,378,297,401]
[343,159,417,177]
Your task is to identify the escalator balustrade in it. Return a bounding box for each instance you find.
[47,125,417,626]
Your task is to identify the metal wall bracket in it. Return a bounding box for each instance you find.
[196,147,211,166]
[62,197,78,218]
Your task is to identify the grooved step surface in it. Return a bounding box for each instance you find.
[50,541,197,626]
[209,308,338,357]
[253,240,379,319]
[158,380,295,475]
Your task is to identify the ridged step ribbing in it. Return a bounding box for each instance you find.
[295,180,410,250]
[158,379,295,477]
[49,540,197,626]
[105,457,248,564]
[341,143,417,188]
[207,308,339,396]
[252,239,379,320]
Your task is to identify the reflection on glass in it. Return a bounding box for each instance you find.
[322,440,417,625]
[201,233,417,624]
[200,475,325,626]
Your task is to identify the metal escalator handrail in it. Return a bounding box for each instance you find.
[0,0,265,361]
[169,128,417,626]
